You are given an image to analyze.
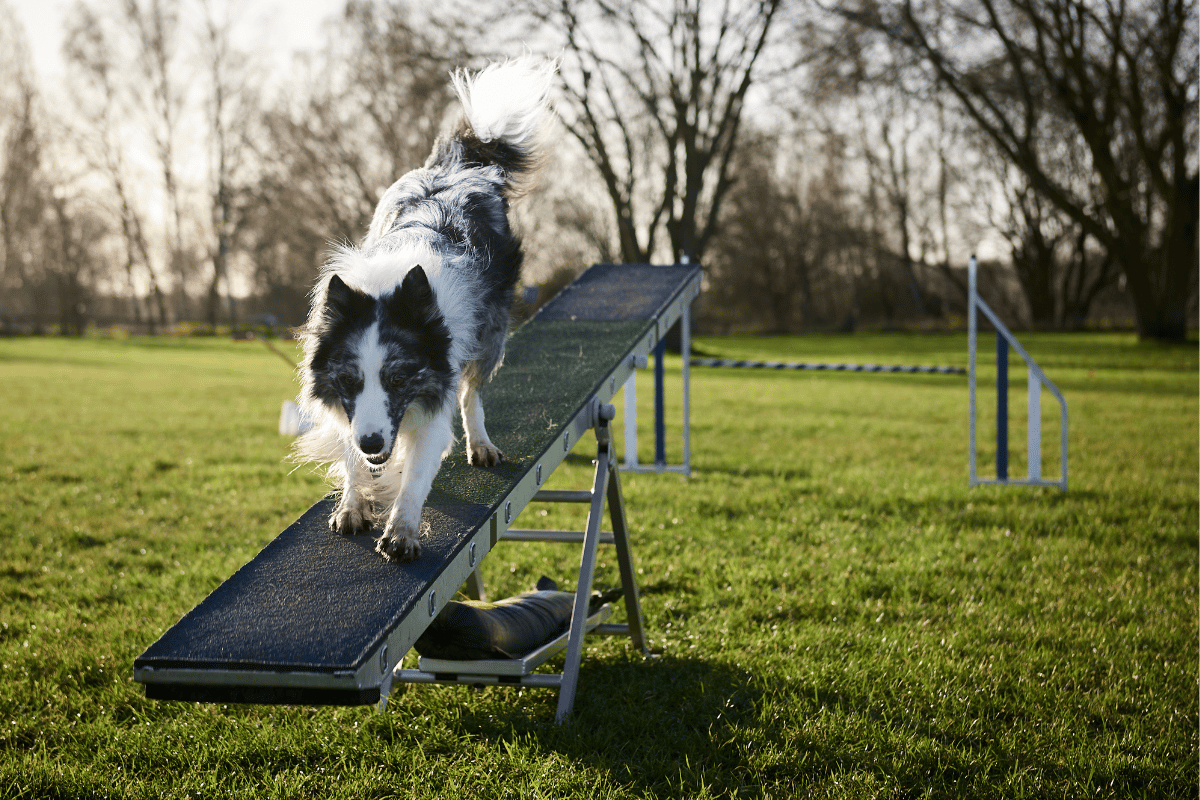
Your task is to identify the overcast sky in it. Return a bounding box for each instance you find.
[10,0,343,80]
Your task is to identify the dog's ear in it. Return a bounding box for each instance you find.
[319,273,374,334]
[324,273,356,314]
[389,266,442,327]
[388,266,452,371]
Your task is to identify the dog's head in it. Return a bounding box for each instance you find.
[307,267,454,465]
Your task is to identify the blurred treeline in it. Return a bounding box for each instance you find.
[1,0,1195,339]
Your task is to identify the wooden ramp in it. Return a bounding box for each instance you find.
[133,263,700,719]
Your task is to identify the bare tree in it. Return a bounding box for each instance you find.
[121,0,193,319]
[795,7,981,325]
[707,131,855,332]
[64,3,170,330]
[857,103,934,319]
[509,159,620,287]
[0,3,111,335]
[242,0,475,322]
[996,160,1119,328]
[845,0,1199,341]
[44,190,110,335]
[340,0,474,180]
[198,0,259,329]
[0,3,44,311]
[523,0,786,264]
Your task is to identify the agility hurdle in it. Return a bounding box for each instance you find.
[134,262,702,723]
[694,358,964,375]
[619,257,699,477]
[968,256,1068,491]
[622,338,695,477]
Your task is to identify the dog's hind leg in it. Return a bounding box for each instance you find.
[459,378,503,467]
[330,449,373,535]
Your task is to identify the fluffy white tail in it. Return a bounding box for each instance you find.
[452,56,556,150]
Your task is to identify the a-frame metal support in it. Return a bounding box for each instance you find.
[393,403,648,724]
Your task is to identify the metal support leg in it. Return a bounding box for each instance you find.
[969,256,978,487]
[463,567,487,602]
[622,314,691,476]
[555,432,612,724]
[624,371,639,469]
[607,458,648,654]
[680,306,692,476]
[1028,367,1042,482]
[397,403,646,725]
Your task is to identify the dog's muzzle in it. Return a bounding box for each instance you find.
[359,433,390,465]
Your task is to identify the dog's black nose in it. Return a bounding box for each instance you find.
[359,433,385,455]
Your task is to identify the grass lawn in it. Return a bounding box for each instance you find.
[0,331,1195,799]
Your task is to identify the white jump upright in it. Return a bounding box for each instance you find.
[968,256,1068,491]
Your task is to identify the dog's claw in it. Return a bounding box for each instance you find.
[376,529,422,562]
[468,443,504,468]
[377,518,423,562]
[330,502,371,535]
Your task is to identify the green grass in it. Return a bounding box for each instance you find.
[0,332,1195,799]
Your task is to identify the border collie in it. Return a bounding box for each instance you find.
[294,57,555,561]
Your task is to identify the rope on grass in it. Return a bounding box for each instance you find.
[693,357,965,375]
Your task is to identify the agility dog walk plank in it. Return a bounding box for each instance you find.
[134,262,701,707]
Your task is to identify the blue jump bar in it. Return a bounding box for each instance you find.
[996,332,1008,480]
[692,359,965,374]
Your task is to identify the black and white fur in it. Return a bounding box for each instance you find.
[295,57,555,561]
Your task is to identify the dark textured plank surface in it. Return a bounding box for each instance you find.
[136,498,489,674]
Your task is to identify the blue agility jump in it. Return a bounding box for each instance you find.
[968,255,1068,491]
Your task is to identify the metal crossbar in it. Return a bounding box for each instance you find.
[968,256,1068,491]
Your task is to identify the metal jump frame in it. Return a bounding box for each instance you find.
[968,256,1068,491]
[622,306,693,476]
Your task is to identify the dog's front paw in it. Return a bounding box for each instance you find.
[375,521,423,562]
[330,499,372,535]
[467,442,504,468]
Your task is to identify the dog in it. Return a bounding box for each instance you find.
[294,57,555,562]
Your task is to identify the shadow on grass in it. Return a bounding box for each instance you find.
[440,654,765,796]
[383,652,1177,797]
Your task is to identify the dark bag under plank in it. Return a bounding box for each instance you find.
[414,577,621,661]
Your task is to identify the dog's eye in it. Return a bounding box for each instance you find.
[387,375,405,389]
[336,373,362,394]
